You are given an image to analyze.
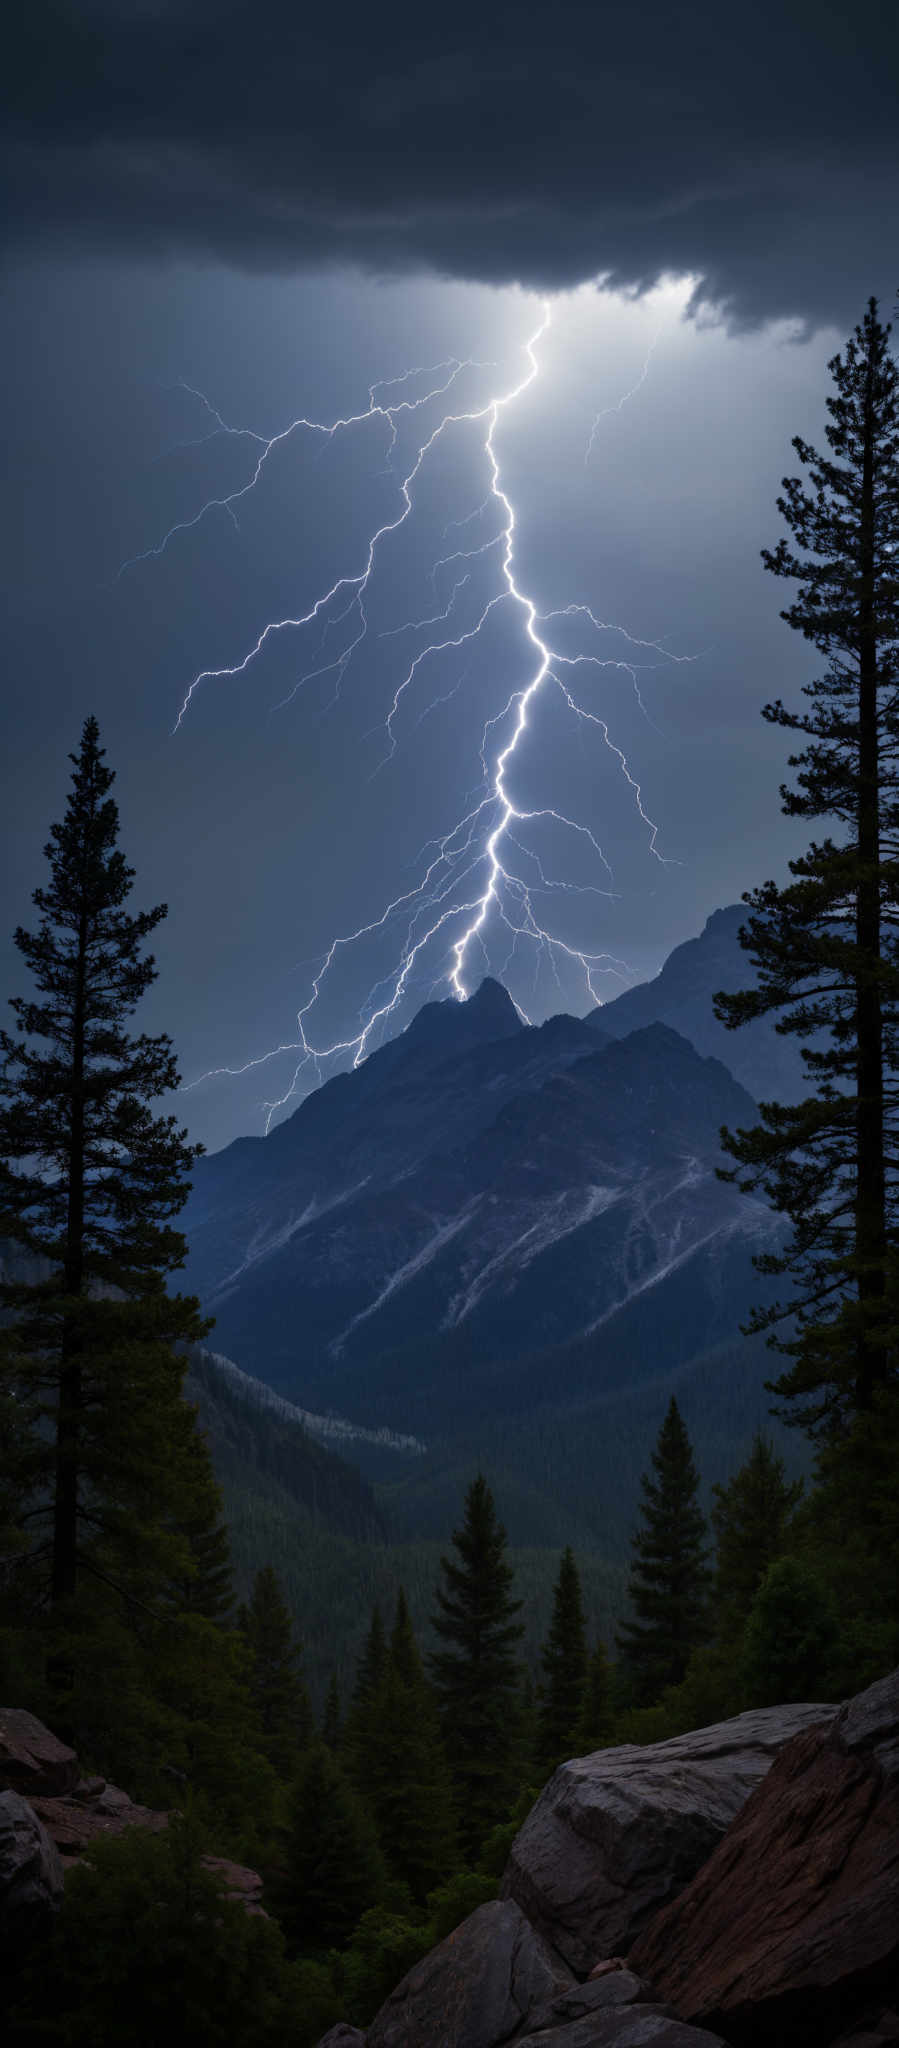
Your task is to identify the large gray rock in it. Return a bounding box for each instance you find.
[366,1898,571,2048]
[0,1708,79,1798]
[0,1789,64,1955]
[523,2016,730,2047]
[526,1972,657,2031]
[522,1972,731,2042]
[314,2031,368,2047]
[502,1703,835,1973]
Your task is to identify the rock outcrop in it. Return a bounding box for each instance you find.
[29,1780,169,1865]
[629,1669,899,2047]
[361,1901,729,2047]
[0,1789,64,1956]
[366,1899,570,2048]
[501,1702,834,1972]
[0,1709,79,1799]
[0,1709,265,1917]
[521,2020,729,2047]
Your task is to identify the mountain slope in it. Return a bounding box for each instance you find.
[186,1343,390,1545]
[590,904,810,1105]
[188,1011,776,1407]
[183,980,602,1310]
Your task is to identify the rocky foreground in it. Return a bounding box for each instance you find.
[2,1674,898,2047]
[322,1671,899,2048]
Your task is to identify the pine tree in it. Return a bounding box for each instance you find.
[282,1741,385,1950]
[534,1547,588,1777]
[321,1672,341,1750]
[238,1566,313,1778]
[616,1399,711,1705]
[0,719,208,1698]
[342,1604,388,1790]
[164,1409,234,1623]
[711,1433,803,1632]
[714,302,899,1432]
[367,1590,457,1901]
[575,1638,615,1753]
[429,1475,524,1855]
[740,1557,838,1706]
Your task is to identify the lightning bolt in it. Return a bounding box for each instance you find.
[585,330,660,462]
[126,298,692,1129]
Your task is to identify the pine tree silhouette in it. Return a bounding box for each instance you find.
[616,1399,710,1705]
[535,1546,587,1775]
[430,1475,523,1854]
[716,301,899,1430]
[0,718,209,1712]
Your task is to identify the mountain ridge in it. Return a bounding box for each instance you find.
[590,903,810,1104]
[184,980,777,1408]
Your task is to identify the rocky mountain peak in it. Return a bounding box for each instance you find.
[403,976,523,1055]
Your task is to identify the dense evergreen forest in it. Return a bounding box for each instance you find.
[1,303,898,2045]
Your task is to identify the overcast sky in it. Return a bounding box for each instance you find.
[2,4,897,1150]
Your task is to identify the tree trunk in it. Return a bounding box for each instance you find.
[854,345,887,1409]
[51,897,87,1606]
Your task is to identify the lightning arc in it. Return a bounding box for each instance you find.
[124,299,691,1128]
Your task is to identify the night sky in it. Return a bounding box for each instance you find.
[3,3,897,1151]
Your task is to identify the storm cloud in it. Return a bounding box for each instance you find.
[4,1,896,326]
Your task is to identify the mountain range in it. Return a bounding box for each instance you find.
[183,906,792,1488]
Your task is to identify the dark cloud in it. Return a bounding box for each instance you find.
[4,1,897,324]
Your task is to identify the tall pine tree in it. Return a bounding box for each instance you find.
[711,1433,803,1633]
[238,1566,313,1778]
[282,1741,385,1950]
[367,1589,457,1901]
[163,1409,234,1623]
[715,302,899,1431]
[0,719,209,1704]
[342,1604,388,1791]
[616,1399,710,1705]
[534,1547,588,1777]
[429,1474,523,1855]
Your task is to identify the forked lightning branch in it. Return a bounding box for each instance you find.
[124,298,689,1127]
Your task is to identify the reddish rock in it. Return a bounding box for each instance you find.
[30,1789,169,1858]
[0,1711,268,1927]
[0,1708,79,1798]
[202,1854,268,1917]
[629,1669,899,2048]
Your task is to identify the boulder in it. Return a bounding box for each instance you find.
[523,2017,730,2047]
[314,2032,368,2048]
[526,1969,658,2030]
[202,1854,267,1916]
[0,1708,79,1798]
[0,1789,64,1955]
[362,1899,732,2048]
[501,1702,834,1973]
[522,1973,731,2041]
[629,1668,899,2048]
[366,1898,571,2048]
